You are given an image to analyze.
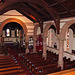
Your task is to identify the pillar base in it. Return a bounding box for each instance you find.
[26,48,29,54]
[42,53,47,60]
[58,60,64,70]
[33,48,37,53]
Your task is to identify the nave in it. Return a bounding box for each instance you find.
[0,45,75,75]
[0,0,75,75]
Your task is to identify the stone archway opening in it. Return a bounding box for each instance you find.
[0,18,27,54]
[63,23,75,53]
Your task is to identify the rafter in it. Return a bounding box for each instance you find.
[0,0,60,33]
[19,3,42,21]
[41,0,60,34]
[16,8,36,22]
[55,0,73,16]
[16,5,38,21]
[29,3,51,19]
[0,0,5,3]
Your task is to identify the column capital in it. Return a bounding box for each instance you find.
[42,53,47,60]
[43,42,46,45]
[57,34,65,41]
[73,34,75,38]
[42,53,47,55]
[40,33,43,36]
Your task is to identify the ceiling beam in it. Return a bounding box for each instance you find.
[55,0,73,16]
[29,3,51,19]
[41,0,60,34]
[0,3,37,22]
[16,8,36,22]
[0,0,60,33]
[19,3,42,21]
[0,0,5,3]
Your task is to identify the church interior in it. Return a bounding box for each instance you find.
[0,0,75,75]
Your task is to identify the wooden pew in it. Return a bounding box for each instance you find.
[34,64,60,75]
[39,66,61,75]
[26,58,44,67]
[0,55,12,60]
[64,60,75,69]
[31,62,55,73]
[0,68,24,75]
[0,63,19,68]
[0,65,21,71]
[34,63,58,74]
[0,55,25,75]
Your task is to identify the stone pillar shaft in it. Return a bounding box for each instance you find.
[26,40,29,53]
[42,37,47,60]
[33,37,37,53]
[58,40,64,70]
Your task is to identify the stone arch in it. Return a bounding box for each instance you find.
[0,18,27,36]
[43,22,56,37]
[60,20,75,40]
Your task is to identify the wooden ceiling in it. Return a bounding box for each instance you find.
[0,0,75,22]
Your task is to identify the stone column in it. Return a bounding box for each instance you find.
[33,36,37,53]
[42,37,47,60]
[26,40,29,53]
[58,39,64,70]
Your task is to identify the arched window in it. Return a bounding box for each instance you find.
[6,29,10,37]
[16,29,19,37]
[15,28,19,37]
[46,30,49,46]
[50,29,53,47]
[66,29,69,50]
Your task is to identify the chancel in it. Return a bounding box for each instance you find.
[0,0,75,75]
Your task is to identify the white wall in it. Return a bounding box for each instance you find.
[46,29,59,49]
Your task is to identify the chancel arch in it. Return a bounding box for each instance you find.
[0,18,28,53]
[0,18,27,36]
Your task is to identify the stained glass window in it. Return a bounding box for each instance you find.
[50,29,53,47]
[6,29,10,36]
[17,29,19,36]
[66,29,69,50]
[46,30,49,46]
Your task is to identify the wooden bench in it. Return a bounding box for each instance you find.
[64,60,75,69]
[39,66,61,75]
[0,55,25,75]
